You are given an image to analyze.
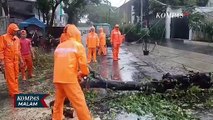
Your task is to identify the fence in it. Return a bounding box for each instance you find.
[0,16,9,35]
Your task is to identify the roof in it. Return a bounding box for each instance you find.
[19,17,46,29]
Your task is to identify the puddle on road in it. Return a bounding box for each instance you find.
[90,48,146,82]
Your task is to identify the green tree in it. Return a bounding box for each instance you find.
[85,4,120,26]
[0,0,9,16]
[63,0,101,24]
[37,0,51,25]
[37,0,71,28]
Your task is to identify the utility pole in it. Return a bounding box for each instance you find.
[141,0,143,29]
[145,0,149,28]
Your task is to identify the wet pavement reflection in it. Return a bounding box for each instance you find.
[89,47,144,82]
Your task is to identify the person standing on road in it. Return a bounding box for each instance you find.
[53,24,92,120]
[98,27,107,56]
[20,30,35,80]
[86,26,99,63]
[0,23,24,97]
[111,24,125,61]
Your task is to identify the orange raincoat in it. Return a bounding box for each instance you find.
[86,28,99,63]
[53,24,91,120]
[98,28,107,56]
[111,27,124,61]
[0,23,21,97]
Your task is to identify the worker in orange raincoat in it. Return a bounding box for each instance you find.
[60,24,82,43]
[53,24,92,120]
[86,27,99,63]
[20,30,35,80]
[111,24,125,61]
[98,27,107,56]
[0,23,24,97]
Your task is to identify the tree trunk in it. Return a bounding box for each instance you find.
[80,72,212,92]
[48,3,60,35]
[2,0,9,16]
[49,6,57,28]
[38,8,41,20]
[42,13,45,23]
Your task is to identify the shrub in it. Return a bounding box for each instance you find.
[122,24,147,42]
[149,22,166,42]
[122,23,166,43]
[204,22,213,41]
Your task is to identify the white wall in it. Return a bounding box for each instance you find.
[165,6,183,39]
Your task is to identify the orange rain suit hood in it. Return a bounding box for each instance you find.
[60,24,82,43]
[0,23,20,97]
[60,24,70,43]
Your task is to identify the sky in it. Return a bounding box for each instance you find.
[109,0,129,7]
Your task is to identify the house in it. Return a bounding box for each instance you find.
[8,0,67,27]
[34,1,68,27]
[118,0,135,24]
[119,0,213,41]
[8,0,36,24]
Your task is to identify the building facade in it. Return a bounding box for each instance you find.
[118,0,135,24]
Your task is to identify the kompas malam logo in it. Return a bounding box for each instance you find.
[14,94,49,108]
[156,12,190,18]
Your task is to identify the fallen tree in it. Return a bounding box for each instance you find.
[50,71,213,118]
[81,71,212,92]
